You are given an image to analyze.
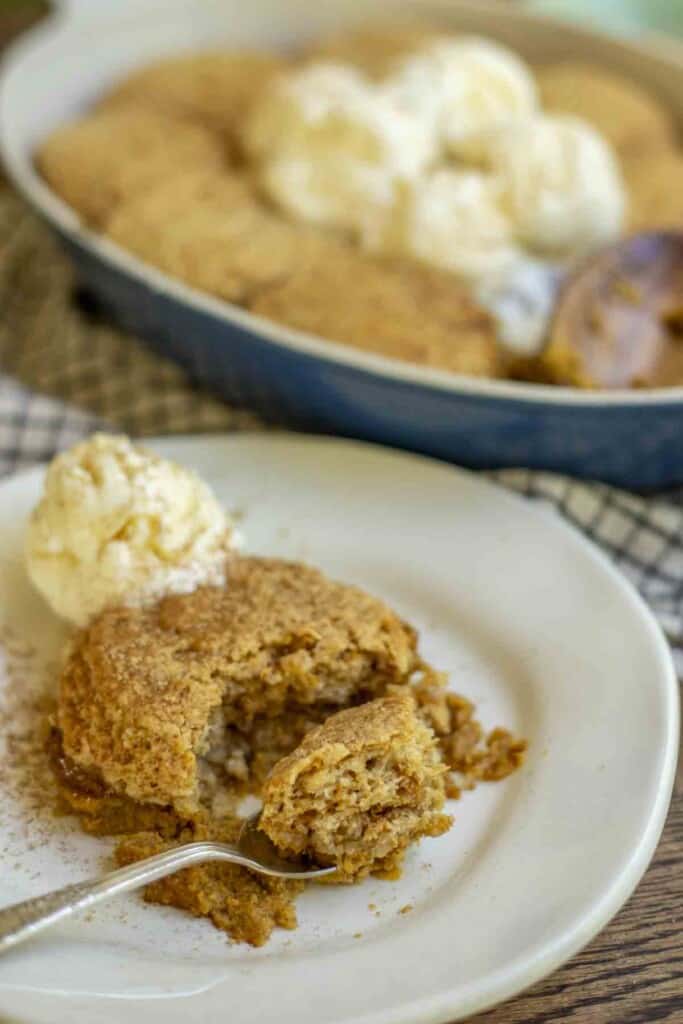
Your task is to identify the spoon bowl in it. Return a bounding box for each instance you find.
[237,812,333,877]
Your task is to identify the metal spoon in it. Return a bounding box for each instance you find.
[0,812,334,954]
[549,230,683,388]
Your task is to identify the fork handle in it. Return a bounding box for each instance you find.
[0,841,235,954]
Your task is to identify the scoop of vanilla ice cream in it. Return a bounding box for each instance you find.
[365,169,523,285]
[386,36,538,164]
[25,434,238,627]
[489,114,626,256]
[244,62,437,236]
[263,153,406,242]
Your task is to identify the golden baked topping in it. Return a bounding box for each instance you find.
[58,557,419,808]
[260,692,452,881]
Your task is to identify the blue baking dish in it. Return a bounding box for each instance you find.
[1,0,682,489]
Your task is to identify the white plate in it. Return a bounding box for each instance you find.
[0,434,678,1024]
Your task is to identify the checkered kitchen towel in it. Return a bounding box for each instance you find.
[1,369,681,674]
[0,189,681,674]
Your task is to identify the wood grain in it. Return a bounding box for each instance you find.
[0,5,681,1023]
[470,755,682,1023]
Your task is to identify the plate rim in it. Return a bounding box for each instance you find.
[0,431,679,1024]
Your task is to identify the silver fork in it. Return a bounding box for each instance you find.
[0,812,334,954]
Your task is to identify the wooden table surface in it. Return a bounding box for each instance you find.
[0,4,681,1023]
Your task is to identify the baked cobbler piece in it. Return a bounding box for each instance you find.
[115,819,303,948]
[537,62,676,158]
[98,50,286,156]
[56,557,420,821]
[623,150,683,232]
[106,170,341,304]
[300,22,441,78]
[249,246,500,377]
[260,692,452,881]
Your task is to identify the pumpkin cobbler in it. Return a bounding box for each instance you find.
[36,21,683,388]
[51,555,525,946]
[259,692,453,883]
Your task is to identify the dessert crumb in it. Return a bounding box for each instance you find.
[399,904,413,915]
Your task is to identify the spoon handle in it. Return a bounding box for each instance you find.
[0,841,233,954]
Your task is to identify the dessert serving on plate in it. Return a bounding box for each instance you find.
[259,692,453,884]
[36,22,683,390]
[17,434,525,947]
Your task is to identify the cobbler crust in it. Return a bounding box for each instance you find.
[99,50,286,152]
[58,556,419,808]
[249,249,501,377]
[37,108,225,227]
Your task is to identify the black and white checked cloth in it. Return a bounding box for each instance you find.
[1,369,681,676]
[0,181,681,675]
